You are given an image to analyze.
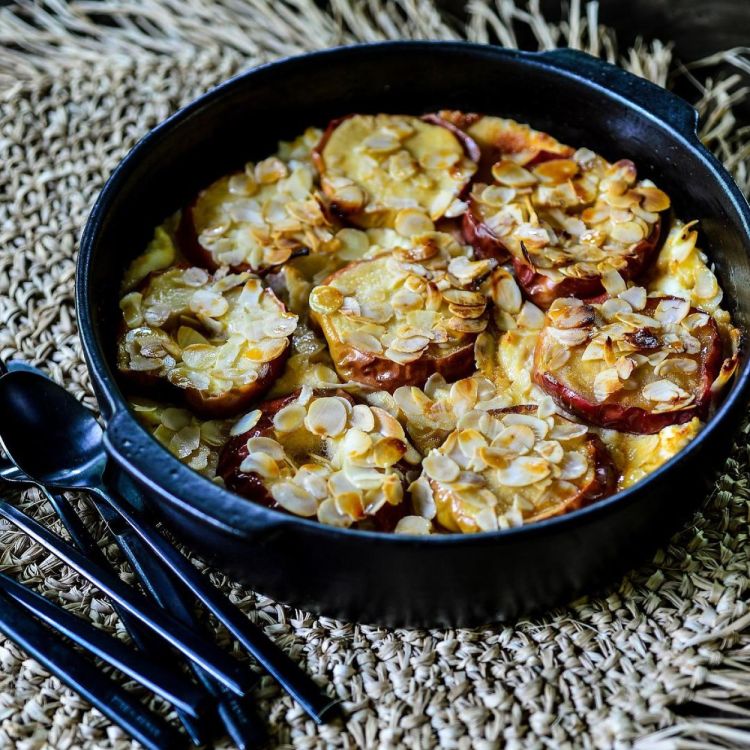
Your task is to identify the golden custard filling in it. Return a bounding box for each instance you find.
[116,112,740,534]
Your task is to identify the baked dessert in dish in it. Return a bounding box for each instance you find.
[116,113,740,534]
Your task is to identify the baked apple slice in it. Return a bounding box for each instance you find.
[117,267,298,418]
[464,150,669,305]
[308,238,491,391]
[533,287,723,433]
[437,111,574,175]
[218,387,422,531]
[413,403,617,533]
[179,148,336,274]
[313,114,478,227]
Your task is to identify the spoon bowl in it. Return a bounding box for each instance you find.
[0,370,107,489]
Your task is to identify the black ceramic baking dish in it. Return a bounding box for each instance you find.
[77,42,750,627]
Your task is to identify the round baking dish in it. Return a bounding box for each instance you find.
[78,42,750,627]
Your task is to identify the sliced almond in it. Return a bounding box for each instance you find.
[423,451,460,482]
[304,397,348,437]
[496,456,550,487]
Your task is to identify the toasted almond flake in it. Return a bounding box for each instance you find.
[601,298,632,320]
[636,185,671,212]
[423,451,460,482]
[601,269,627,296]
[447,317,488,334]
[655,297,690,326]
[271,481,317,516]
[344,464,384,491]
[615,356,635,380]
[239,452,280,479]
[448,256,494,282]
[384,346,422,364]
[480,184,516,206]
[373,437,407,467]
[442,289,485,307]
[683,312,710,331]
[304,397,348,437]
[381,473,405,506]
[339,428,373,460]
[245,436,286,460]
[619,286,647,310]
[593,368,623,401]
[610,221,646,244]
[395,516,432,535]
[350,404,375,432]
[516,301,545,329]
[272,403,306,433]
[550,422,588,441]
[655,357,699,376]
[536,440,564,463]
[394,209,434,237]
[391,335,431,354]
[491,161,536,187]
[309,285,344,315]
[230,409,261,436]
[548,327,589,347]
[492,424,536,454]
[317,498,353,528]
[457,429,488,460]
[497,456,550,487]
[409,477,436,519]
[264,314,299,339]
[343,330,384,354]
[559,451,588,480]
[244,338,289,363]
[190,288,229,318]
[488,270,522,313]
[642,379,690,403]
[502,413,549,440]
[536,397,557,419]
[160,407,191,432]
[694,268,720,300]
[534,158,580,183]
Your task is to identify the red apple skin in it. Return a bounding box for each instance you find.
[177,201,224,273]
[462,199,511,263]
[218,389,410,531]
[420,114,481,163]
[533,299,723,434]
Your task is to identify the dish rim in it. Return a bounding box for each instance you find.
[77,39,750,544]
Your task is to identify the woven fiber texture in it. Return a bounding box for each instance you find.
[2,2,750,748]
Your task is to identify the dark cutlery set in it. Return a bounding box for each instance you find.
[0,361,338,748]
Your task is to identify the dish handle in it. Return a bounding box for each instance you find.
[537,48,699,140]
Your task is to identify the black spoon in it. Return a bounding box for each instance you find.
[1,363,265,747]
[0,368,337,724]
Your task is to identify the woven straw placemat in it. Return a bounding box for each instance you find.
[1,2,750,748]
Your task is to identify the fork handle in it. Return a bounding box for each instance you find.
[92,485,338,723]
[94,498,268,748]
[0,589,184,750]
[44,490,210,746]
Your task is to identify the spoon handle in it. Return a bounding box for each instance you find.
[93,497,268,749]
[0,588,184,750]
[0,498,248,696]
[0,571,206,718]
[93,486,339,724]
